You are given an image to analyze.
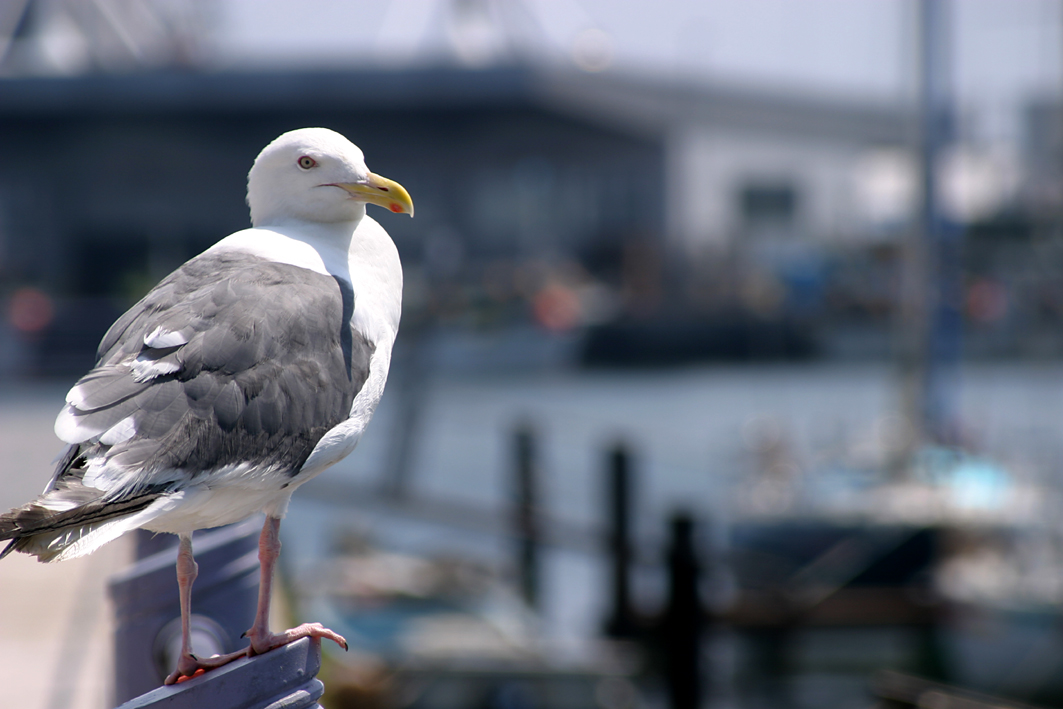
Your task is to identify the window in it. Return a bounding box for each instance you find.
[740,183,797,229]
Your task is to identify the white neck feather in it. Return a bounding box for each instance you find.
[206,217,403,344]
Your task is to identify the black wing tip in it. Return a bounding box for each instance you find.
[0,539,19,560]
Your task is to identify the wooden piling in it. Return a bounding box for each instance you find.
[513,424,540,609]
[663,512,703,709]
[604,442,638,638]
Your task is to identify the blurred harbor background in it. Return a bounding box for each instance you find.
[0,1,1061,708]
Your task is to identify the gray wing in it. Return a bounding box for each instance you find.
[54,250,373,493]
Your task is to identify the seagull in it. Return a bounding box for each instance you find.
[0,127,413,684]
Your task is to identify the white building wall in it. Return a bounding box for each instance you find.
[667,122,891,253]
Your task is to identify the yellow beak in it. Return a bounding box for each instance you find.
[333,173,414,217]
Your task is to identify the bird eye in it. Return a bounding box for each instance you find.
[298,156,317,169]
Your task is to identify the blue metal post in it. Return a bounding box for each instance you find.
[917,0,963,445]
[114,636,324,709]
[109,517,261,702]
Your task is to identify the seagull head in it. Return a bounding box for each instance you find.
[247,127,414,227]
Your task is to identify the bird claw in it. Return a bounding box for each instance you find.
[245,622,348,656]
[163,649,249,685]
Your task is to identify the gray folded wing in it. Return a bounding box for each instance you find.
[54,249,373,497]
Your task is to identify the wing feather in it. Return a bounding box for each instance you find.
[3,250,376,560]
[55,250,374,494]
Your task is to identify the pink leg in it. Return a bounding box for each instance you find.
[163,535,245,685]
[244,515,348,656]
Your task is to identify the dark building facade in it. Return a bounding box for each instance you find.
[0,67,665,373]
[0,66,665,298]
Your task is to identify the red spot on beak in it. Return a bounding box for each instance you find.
[389,203,403,213]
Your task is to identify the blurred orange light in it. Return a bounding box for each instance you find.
[533,284,581,333]
[966,279,1008,324]
[9,287,55,334]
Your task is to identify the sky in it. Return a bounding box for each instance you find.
[206,0,1062,144]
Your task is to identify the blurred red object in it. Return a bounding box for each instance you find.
[533,284,581,332]
[966,278,1008,324]
[8,287,55,334]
